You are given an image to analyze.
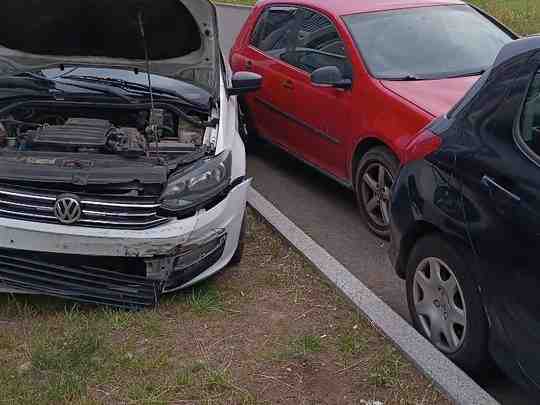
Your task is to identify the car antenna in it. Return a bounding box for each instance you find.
[137,10,160,156]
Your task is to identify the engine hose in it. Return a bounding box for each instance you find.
[0,100,215,128]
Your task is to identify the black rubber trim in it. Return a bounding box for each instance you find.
[163,235,226,291]
[254,96,340,145]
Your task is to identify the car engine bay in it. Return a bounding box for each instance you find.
[0,106,209,159]
[0,102,216,196]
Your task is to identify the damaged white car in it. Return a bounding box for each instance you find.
[0,0,261,308]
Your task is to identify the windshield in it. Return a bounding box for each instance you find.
[343,5,513,80]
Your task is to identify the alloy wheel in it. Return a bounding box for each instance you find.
[360,162,393,229]
[413,257,467,353]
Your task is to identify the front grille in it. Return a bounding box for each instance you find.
[0,185,169,229]
[0,248,158,309]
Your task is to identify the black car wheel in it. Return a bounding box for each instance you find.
[406,234,490,375]
[355,146,398,239]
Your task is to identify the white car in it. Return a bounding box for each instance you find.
[0,0,261,308]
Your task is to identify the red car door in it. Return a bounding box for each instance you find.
[231,6,301,149]
[279,9,353,181]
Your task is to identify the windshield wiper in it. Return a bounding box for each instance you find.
[379,74,423,81]
[380,69,487,81]
[64,75,199,106]
[67,75,149,90]
[11,72,134,103]
[445,69,487,79]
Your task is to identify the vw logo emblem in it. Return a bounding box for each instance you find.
[54,194,82,225]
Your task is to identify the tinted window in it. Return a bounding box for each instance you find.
[251,6,298,55]
[286,10,351,76]
[519,71,540,157]
[343,5,512,80]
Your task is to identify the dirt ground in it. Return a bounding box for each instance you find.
[0,209,450,404]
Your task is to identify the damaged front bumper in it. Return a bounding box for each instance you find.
[0,179,251,309]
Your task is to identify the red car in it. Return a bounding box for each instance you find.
[230,0,515,237]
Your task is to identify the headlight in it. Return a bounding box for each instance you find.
[160,150,232,212]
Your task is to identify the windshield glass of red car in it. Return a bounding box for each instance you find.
[343,5,513,80]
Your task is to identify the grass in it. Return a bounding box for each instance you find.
[277,334,323,359]
[176,367,196,386]
[470,0,540,35]
[368,347,406,388]
[187,282,224,314]
[7,316,109,403]
[338,332,369,356]
[0,210,449,404]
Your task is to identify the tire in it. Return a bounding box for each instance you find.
[406,234,490,375]
[229,216,247,266]
[354,146,399,239]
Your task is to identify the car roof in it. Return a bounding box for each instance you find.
[256,0,466,16]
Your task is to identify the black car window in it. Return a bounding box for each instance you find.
[250,6,298,59]
[284,9,351,78]
[519,71,540,157]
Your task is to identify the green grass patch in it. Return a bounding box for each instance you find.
[337,332,368,356]
[277,335,323,359]
[16,319,108,404]
[470,0,540,35]
[187,282,224,314]
[367,346,406,388]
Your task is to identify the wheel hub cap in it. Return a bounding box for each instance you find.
[413,257,467,353]
[361,162,393,228]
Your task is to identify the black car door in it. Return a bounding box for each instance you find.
[454,52,540,389]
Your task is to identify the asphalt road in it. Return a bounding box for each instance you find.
[215,4,536,404]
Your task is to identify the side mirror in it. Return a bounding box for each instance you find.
[311,66,352,90]
[228,71,262,96]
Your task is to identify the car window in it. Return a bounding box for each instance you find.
[519,71,540,157]
[250,6,298,58]
[285,9,351,77]
[343,5,512,80]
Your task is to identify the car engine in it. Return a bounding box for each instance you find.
[20,118,149,158]
[0,107,207,161]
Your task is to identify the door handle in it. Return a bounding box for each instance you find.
[282,80,294,90]
[481,175,521,202]
[245,60,253,70]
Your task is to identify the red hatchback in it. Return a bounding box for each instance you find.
[230,0,515,238]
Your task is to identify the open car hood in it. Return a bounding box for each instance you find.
[0,0,220,95]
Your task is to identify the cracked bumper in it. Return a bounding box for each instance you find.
[0,179,251,305]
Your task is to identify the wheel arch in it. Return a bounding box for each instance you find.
[397,219,482,291]
[395,220,440,279]
[350,137,399,189]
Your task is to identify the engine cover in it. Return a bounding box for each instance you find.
[25,118,113,151]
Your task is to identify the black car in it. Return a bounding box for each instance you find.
[389,36,540,395]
